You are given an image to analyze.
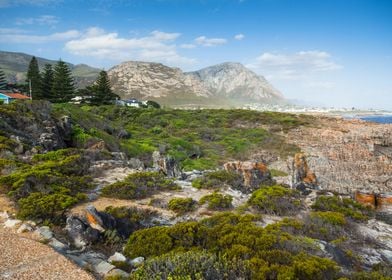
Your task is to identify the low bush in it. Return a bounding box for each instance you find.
[191,170,242,190]
[199,192,233,210]
[168,197,196,214]
[101,172,179,199]
[303,211,347,242]
[248,185,302,216]
[312,195,373,221]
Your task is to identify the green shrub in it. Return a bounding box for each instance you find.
[191,170,242,190]
[312,195,373,221]
[17,192,79,222]
[248,185,302,215]
[270,169,289,177]
[101,172,179,199]
[303,211,347,242]
[168,197,196,214]
[199,192,233,210]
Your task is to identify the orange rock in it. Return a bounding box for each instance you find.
[224,161,271,189]
[354,191,376,208]
[376,193,392,212]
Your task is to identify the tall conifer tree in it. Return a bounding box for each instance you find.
[90,70,119,105]
[40,64,54,101]
[52,60,75,103]
[0,69,7,90]
[26,56,42,99]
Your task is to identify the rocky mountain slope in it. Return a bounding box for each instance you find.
[0,50,100,88]
[108,61,211,101]
[186,62,283,101]
[108,61,284,107]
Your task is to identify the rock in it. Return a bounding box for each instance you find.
[16,223,33,233]
[33,226,53,241]
[4,219,22,228]
[65,216,100,248]
[224,161,272,192]
[130,256,145,267]
[49,238,68,251]
[94,261,116,276]
[108,252,127,263]
[152,151,182,177]
[117,129,131,139]
[0,211,9,220]
[292,153,318,194]
[106,269,130,279]
[85,205,116,232]
[128,158,144,169]
[379,249,392,262]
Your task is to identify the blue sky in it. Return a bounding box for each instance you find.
[0,0,391,109]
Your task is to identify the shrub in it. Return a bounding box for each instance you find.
[191,170,242,190]
[248,185,302,215]
[303,211,347,242]
[168,197,196,214]
[101,172,179,199]
[17,192,79,222]
[312,195,373,221]
[199,192,233,210]
[270,169,289,177]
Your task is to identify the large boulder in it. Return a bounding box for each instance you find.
[152,151,182,177]
[85,205,116,232]
[65,216,100,248]
[224,161,273,192]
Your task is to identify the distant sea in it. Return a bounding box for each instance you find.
[359,115,392,124]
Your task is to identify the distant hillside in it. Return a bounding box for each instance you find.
[0,50,100,88]
[108,61,285,108]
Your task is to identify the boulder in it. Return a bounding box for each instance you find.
[49,238,68,252]
[224,161,272,191]
[85,205,116,232]
[130,256,145,267]
[94,261,116,276]
[65,216,100,248]
[33,226,53,241]
[152,151,182,177]
[108,252,127,263]
[17,223,34,233]
[292,153,318,194]
[106,269,130,279]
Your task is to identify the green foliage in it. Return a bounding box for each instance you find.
[199,192,233,210]
[17,192,79,221]
[26,56,42,99]
[192,170,242,190]
[90,70,119,105]
[101,172,179,200]
[40,64,54,101]
[312,195,372,221]
[52,60,75,103]
[168,197,196,214]
[303,211,347,242]
[248,185,302,215]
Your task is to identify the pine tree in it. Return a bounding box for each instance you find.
[90,70,119,105]
[40,64,54,101]
[52,60,75,103]
[0,69,7,90]
[26,56,42,99]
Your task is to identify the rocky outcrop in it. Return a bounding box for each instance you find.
[152,151,182,177]
[224,161,272,191]
[286,118,392,195]
[292,153,318,194]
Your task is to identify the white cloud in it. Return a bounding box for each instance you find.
[195,36,227,47]
[64,27,195,66]
[180,43,196,49]
[234,33,245,40]
[15,15,59,26]
[0,28,80,43]
[247,50,342,80]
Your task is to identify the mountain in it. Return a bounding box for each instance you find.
[108,61,284,107]
[108,61,211,102]
[186,62,283,101]
[0,50,100,88]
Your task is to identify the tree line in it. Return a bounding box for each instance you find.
[24,56,119,105]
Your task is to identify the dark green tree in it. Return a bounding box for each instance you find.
[0,69,7,90]
[40,64,54,101]
[52,60,75,103]
[26,56,42,99]
[90,70,119,105]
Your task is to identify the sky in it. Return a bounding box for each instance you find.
[0,0,391,109]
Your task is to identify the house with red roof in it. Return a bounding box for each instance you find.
[0,91,30,104]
